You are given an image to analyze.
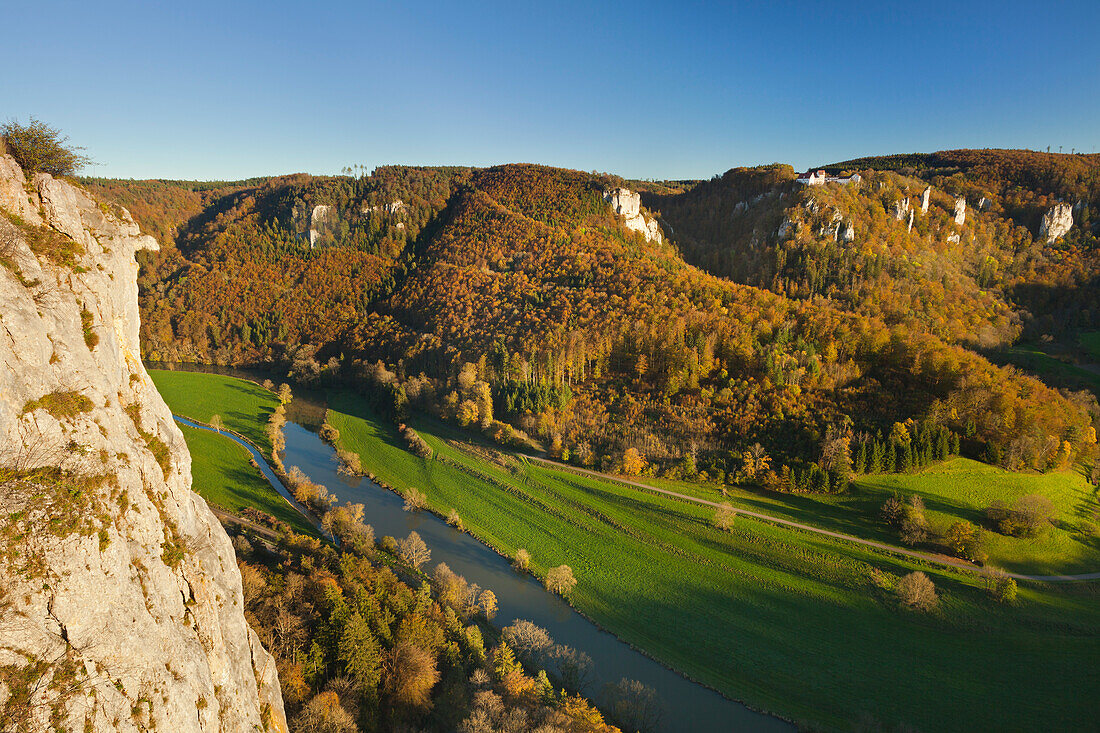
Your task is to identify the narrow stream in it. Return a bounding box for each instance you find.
[172,415,327,537]
[278,420,790,732]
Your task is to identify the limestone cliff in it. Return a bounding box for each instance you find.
[604,188,664,244]
[0,155,286,732]
[1039,202,1073,243]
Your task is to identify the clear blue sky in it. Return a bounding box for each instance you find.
[4,0,1098,180]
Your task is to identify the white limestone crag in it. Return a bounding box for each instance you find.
[920,186,931,214]
[1039,202,1073,243]
[604,188,663,244]
[309,204,330,248]
[819,209,844,240]
[953,197,966,226]
[893,197,910,220]
[0,154,286,733]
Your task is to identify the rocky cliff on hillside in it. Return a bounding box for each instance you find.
[1039,202,1073,243]
[309,204,330,248]
[604,187,663,243]
[0,155,286,732]
[953,197,966,226]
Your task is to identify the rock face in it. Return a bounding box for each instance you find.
[893,197,909,220]
[309,204,330,248]
[604,188,663,244]
[777,215,796,240]
[0,155,286,732]
[1039,202,1073,243]
[953,197,966,226]
[920,186,931,214]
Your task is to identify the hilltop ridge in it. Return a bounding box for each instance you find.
[84,154,1099,484]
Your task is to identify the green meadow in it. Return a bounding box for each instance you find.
[149,369,280,452]
[150,369,315,535]
[993,344,1100,396]
[178,424,314,535]
[324,390,1100,733]
[1078,331,1100,361]
[648,458,1100,576]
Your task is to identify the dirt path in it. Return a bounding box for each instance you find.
[522,455,1100,583]
[209,506,283,543]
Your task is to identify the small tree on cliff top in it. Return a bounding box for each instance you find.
[2,118,92,176]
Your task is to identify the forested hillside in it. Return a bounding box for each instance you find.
[822,149,1100,337]
[89,154,1100,487]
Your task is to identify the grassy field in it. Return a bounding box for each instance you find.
[645,458,1100,576]
[993,344,1100,396]
[1078,331,1100,361]
[178,424,314,534]
[149,369,280,452]
[326,391,1100,732]
[149,369,316,535]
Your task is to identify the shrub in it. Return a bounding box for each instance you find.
[995,575,1018,603]
[80,305,98,349]
[1,118,92,176]
[713,502,737,531]
[402,487,428,512]
[896,571,938,611]
[883,494,929,546]
[502,620,553,663]
[513,548,531,572]
[604,678,663,733]
[335,448,361,475]
[985,494,1055,538]
[397,531,430,569]
[945,520,987,563]
[21,390,93,419]
[318,420,340,445]
[545,564,577,595]
[399,424,432,458]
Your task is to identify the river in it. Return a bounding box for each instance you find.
[162,364,791,731]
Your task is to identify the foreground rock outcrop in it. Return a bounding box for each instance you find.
[0,155,286,732]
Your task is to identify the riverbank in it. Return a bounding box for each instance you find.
[172,415,324,537]
[322,389,1100,733]
[146,367,1100,731]
[279,421,789,732]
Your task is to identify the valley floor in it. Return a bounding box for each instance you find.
[324,391,1100,732]
[150,370,1100,731]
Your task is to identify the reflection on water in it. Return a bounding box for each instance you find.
[280,421,789,733]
